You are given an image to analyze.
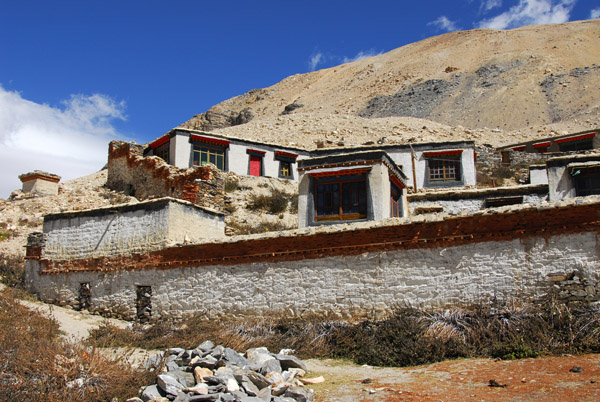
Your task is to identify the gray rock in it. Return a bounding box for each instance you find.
[272,398,296,402]
[274,355,307,371]
[141,384,165,401]
[271,384,288,397]
[223,348,250,368]
[207,384,226,393]
[203,375,227,386]
[169,370,196,388]
[246,348,272,365]
[219,394,235,402]
[246,371,271,390]
[157,374,185,396]
[173,393,191,402]
[256,386,271,402]
[166,361,180,372]
[239,375,260,396]
[212,345,225,359]
[192,355,218,369]
[284,387,314,402]
[259,358,282,375]
[197,340,215,353]
[188,395,220,401]
[168,347,186,356]
[230,390,249,400]
[238,398,263,402]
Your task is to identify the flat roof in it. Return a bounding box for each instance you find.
[298,150,408,182]
[44,197,224,222]
[146,127,475,155]
[497,128,599,151]
[546,153,600,168]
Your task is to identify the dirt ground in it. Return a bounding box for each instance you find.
[306,355,600,402]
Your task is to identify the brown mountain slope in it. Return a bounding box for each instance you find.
[179,19,600,148]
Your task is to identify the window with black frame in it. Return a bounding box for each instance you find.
[573,166,600,196]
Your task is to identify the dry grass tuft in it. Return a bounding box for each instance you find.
[0,255,25,288]
[0,292,154,402]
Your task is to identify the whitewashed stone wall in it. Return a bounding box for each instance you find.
[42,198,224,260]
[26,231,600,320]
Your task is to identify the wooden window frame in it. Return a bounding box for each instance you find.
[427,156,461,182]
[192,144,226,171]
[314,177,367,222]
[390,181,402,217]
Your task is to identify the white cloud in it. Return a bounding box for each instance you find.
[477,0,576,29]
[0,86,126,198]
[428,16,460,32]
[342,49,383,63]
[309,52,323,71]
[481,0,503,12]
[591,8,600,19]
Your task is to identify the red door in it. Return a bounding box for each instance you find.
[249,155,262,177]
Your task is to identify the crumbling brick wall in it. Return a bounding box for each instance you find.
[107,141,225,212]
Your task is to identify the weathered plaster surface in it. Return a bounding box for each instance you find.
[42,199,224,260]
[26,230,599,320]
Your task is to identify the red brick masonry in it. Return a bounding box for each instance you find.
[35,201,600,275]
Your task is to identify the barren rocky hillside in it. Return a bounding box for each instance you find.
[180,19,600,148]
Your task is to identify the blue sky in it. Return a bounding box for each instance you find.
[1,0,599,197]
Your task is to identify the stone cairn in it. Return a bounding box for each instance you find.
[132,341,318,402]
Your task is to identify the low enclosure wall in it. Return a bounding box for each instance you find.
[25,199,600,321]
[41,198,225,260]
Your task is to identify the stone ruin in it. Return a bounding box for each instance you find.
[107,141,226,213]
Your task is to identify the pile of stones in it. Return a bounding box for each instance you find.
[133,341,316,402]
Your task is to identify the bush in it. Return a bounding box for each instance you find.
[88,302,600,369]
[100,190,131,205]
[0,255,25,288]
[247,188,292,214]
[224,178,240,193]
